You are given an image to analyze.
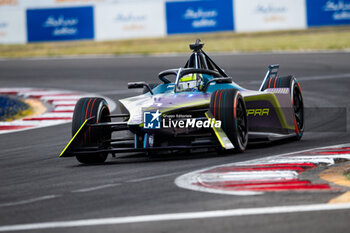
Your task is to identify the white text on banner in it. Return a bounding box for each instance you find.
[95,2,166,41]
[0,9,26,44]
[234,0,307,32]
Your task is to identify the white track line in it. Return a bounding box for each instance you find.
[1,203,350,232]
[0,195,58,208]
[71,172,183,193]
[72,184,121,193]
[127,172,183,183]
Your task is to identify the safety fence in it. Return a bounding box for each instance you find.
[0,0,349,44]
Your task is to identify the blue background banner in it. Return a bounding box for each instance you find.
[307,0,350,26]
[27,7,94,42]
[166,0,234,34]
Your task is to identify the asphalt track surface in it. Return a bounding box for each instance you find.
[0,52,350,232]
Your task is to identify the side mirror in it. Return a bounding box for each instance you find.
[128,82,154,95]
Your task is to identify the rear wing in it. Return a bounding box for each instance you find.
[259,64,279,91]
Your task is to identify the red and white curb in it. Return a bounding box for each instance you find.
[175,144,350,196]
[0,88,116,134]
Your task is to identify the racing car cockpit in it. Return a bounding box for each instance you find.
[156,39,234,94]
[177,73,204,92]
[175,39,230,92]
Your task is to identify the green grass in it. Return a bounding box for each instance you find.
[0,26,349,58]
[345,171,350,180]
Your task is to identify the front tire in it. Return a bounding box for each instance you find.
[210,89,248,153]
[72,97,111,164]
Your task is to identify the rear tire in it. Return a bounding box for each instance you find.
[262,75,304,140]
[291,79,304,140]
[210,89,248,153]
[72,97,111,164]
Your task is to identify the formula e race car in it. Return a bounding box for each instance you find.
[60,39,304,164]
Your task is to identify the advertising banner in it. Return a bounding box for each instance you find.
[0,0,163,10]
[307,0,350,26]
[0,9,26,44]
[0,0,52,10]
[95,2,166,41]
[234,0,306,32]
[166,0,234,34]
[26,6,94,42]
[0,0,19,10]
[52,0,118,6]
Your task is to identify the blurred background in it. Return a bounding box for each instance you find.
[0,0,349,57]
[1,2,350,233]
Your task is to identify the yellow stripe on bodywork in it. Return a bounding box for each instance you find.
[244,94,294,130]
[205,112,234,150]
[59,119,87,157]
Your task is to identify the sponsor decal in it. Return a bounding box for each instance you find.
[26,6,94,42]
[266,88,290,94]
[143,110,221,129]
[255,4,287,22]
[94,3,165,40]
[115,13,146,23]
[0,9,26,44]
[162,117,221,129]
[0,0,18,6]
[0,21,8,37]
[43,15,79,36]
[183,8,218,28]
[234,0,306,32]
[256,4,287,14]
[0,0,116,9]
[0,22,8,28]
[247,108,270,117]
[115,13,147,31]
[55,0,106,3]
[143,110,161,129]
[324,0,350,20]
[166,0,234,34]
[307,0,350,26]
[0,21,6,37]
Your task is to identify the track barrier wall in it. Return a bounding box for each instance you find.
[0,0,349,44]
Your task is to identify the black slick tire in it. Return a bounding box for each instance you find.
[72,97,111,164]
[262,75,304,140]
[210,89,248,152]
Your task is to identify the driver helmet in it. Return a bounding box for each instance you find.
[178,73,204,91]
